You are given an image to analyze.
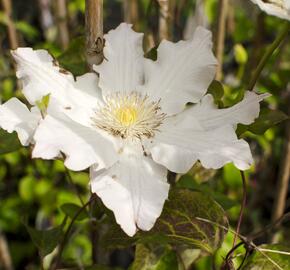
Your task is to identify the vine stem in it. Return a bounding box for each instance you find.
[232,171,247,248]
[247,21,289,91]
[51,195,96,270]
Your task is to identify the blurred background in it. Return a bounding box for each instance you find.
[0,0,289,269]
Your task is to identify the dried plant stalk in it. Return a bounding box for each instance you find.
[1,0,18,49]
[123,0,138,27]
[158,0,170,40]
[56,0,69,49]
[214,0,229,81]
[85,0,103,68]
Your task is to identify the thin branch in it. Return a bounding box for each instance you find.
[51,195,96,270]
[271,110,290,239]
[37,0,54,41]
[64,167,85,206]
[1,0,18,49]
[55,0,69,49]
[85,0,104,68]
[247,21,289,91]
[233,171,247,248]
[196,217,284,270]
[250,212,290,240]
[214,0,229,81]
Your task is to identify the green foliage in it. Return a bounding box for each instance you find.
[234,44,248,64]
[102,188,228,254]
[177,174,237,210]
[207,80,224,104]
[242,244,290,270]
[23,222,64,257]
[145,45,158,61]
[0,130,21,155]
[237,108,289,136]
[57,37,87,76]
[60,203,88,221]
[131,244,178,270]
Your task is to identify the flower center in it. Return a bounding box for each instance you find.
[92,92,165,139]
[116,106,137,126]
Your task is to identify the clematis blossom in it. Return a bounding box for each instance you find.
[0,23,269,236]
[250,0,290,21]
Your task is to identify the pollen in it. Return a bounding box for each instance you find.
[92,92,165,139]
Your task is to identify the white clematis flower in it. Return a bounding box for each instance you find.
[250,0,290,21]
[0,23,269,236]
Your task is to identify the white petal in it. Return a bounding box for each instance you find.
[12,48,74,104]
[142,26,217,115]
[0,98,41,145]
[33,104,118,171]
[184,91,270,130]
[90,151,169,236]
[12,48,102,117]
[74,73,102,100]
[150,92,268,172]
[93,23,144,94]
[151,124,253,173]
[250,0,290,21]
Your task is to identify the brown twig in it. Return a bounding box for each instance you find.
[37,0,54,41]
[157,0,171,40]
[51,196,96,270]
[1,0,18,49]
[85,0,104,68]
[271,115,290,229]
[123,0,139,28]
[232,171,247,248]
[0,232,13,270]
[214,0,229,81]
[55,0,69,49]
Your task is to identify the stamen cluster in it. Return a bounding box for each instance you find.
[92,92,165,139]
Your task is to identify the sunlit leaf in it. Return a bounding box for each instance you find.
[0,130,21,155]
[242,244,290,270]
[19,176,36,202]
[131,244,178,270]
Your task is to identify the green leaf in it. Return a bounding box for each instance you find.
[207,80,224,102]
[60,203,88,221]
[0,130,21,155]
[242,244,290,270]
[177,174,237,210]
[57,37,87,76]
[151,189,228,253]
[237,108,289,136]
[23,222,64,257]
[102,189,228,253]
[15,21,39,40]
[131,244,178,270]
[19,176,36,202]
[145,45,158,61]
